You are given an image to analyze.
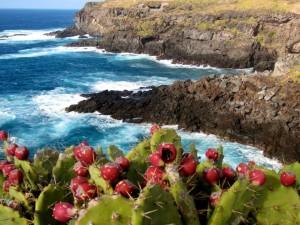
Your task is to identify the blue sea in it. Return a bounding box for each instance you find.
[0,9,280,168]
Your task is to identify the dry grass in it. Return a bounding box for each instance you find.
[99,0,300,14]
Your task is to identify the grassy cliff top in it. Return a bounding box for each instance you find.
[99,0,300,14]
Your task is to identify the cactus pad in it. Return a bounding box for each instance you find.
[76,195,133,225]
[0,205,28,225]
[107,145,124,161]
[132,184,183,225]
[52,153,76,184]
[126,139,152,186]
[8,187,31,210]
[14,158,38,190]
[208,179,255,225]
[166,164,200,225]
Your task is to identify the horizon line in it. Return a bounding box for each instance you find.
[0,8,80,10]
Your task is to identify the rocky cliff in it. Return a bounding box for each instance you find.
[72,0,300,72]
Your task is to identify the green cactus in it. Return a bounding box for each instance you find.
[33,149,59,183]
[132,184,183,225]
[126,139,152,186]
[150,129,183,163]
[166,164,200,225]
[189,143,198,159]
[52,153,76,184]
[0,205,28,225]
[77,195,133,225]
[14,158,38,190]
[89,165,113,194]
[107,145,124,161]
[34,184,72,225]
[254,169,300,225]
[215,145,224,168]
[0,174,6,198]
[208,179,256,225]
[8,187,31,210]
[196,160,214,177]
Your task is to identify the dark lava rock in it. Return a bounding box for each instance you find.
[66,75,300,163]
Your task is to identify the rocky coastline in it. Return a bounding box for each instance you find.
[66,73,300,163]
[62,1,300,162]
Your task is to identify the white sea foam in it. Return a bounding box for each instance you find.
[0,46,100,59]
[0,29,63,43]
[32,88,86,117]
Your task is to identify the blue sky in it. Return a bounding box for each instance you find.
[0,0,87,9]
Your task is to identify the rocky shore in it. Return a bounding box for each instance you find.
[63,0,300,162]
[67,74,300,163]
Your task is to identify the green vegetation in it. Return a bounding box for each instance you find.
[0,128,300,224]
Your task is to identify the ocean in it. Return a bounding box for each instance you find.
[0,9,280,168]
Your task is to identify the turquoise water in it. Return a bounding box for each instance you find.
[0,9,280,168]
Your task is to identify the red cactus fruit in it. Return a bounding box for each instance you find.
[209,191,222,207]
[179,153,198,176]
[249,169,266,186]
[115,156,130,171]
[70,176,89,194]
[150,124,161,135]
[6,144,18,157]
[0,160,10,171]
[2,164,16,177]
[149,152,164,167]
[222,167,236,180]
[52,202,76,223]
[236,163,249,176]
[0,131,8,141]
[3,180,12,192]
[203,168,220,185]
[74,145,96,166]
[15,146,29,160]
[157,143,177,163]
[73,162,89,177]
[8,169,23,185]
[115,179,137,198]
[144,166,165,185]
[205,148,219,161]
[100,163,121,183]
[74,183,97,201]
[280,171,296,187]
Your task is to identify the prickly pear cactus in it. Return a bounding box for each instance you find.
[254,169,300,225]
[132,184,183,225]
[14,158,38,190]
[166,164,200,225]
[89,165,113,194]
[8,187,31,210]
[126,139,151,186]
[34,184,72,225]
[150,129,183,162]
[208,179,256,225]
[107,145,124,161]
[76,196,133,225]
[33,149,59,182]
[0,205,28,225]
[52,153,76,184]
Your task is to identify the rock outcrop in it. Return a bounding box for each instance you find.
[67,1,300,72]
[67,74,300,163]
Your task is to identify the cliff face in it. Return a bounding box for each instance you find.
[74,1,300,72]
[67,74,300,163]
